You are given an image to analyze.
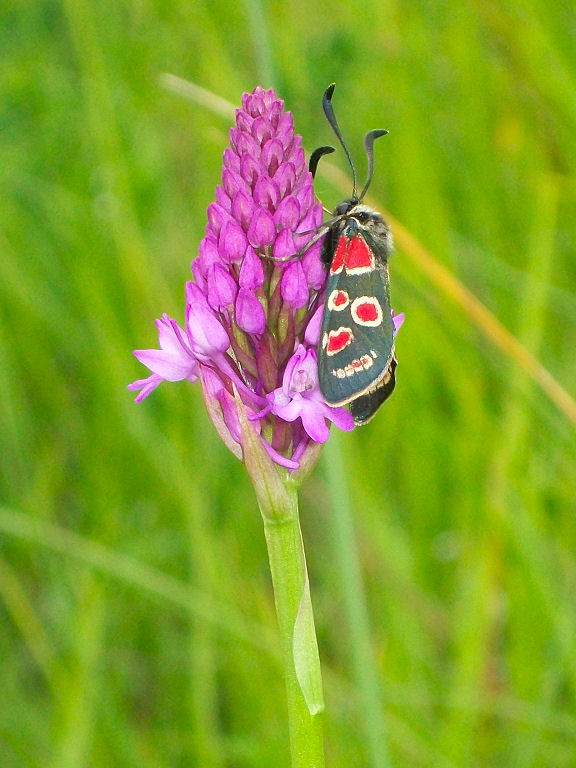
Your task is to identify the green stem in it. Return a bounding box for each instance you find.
[235,392,324,765]
[260,488,325,768]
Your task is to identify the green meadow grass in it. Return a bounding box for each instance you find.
[2,0,576,765]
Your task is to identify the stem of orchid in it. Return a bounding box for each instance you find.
[234,388,324,765]
[259,485,325,768]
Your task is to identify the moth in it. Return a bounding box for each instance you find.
[309,84,398,425]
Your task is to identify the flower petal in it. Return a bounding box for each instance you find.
[247,208,276,248]
[155,315,188,354]
[302,244,326,291]
[206,202,231,238]
[281,261,309,309]
[392,310,405,335]
[274,195,300,230]
[272,393,306,423]
[239,246,265,290]
[231,189,256,231]
[199,367,243,460]
[304,306,323,346]
[218,220,248,262]
[299,402,330,443]
[261,138,284,176]
[235,288,266,334]
[253,176,280,212]
[186,301,230,359]
[274,228,296,261]
[207,263,238,310]
[273,162,296,197]
[133,348,198,382]
[239,153,261,187]
[127,373,164,402]
[324,404,355,432]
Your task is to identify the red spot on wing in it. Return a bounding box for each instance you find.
[330,235,374,275]
[355,301,379,322]
[326,327,353,355]
[351,296,383,327]
[346,237,374,270]
[328,289,350,312]
[330,238,347,274]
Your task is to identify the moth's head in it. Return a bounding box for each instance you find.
[332,197,359,217]
[334,201,389,242]
[340,202,382,226]
[332,199,386,227]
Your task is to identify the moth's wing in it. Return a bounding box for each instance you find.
[349,357,397,425]
[317,246,394,406]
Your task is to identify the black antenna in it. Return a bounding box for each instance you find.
[322,83,357,198]
[359,129,388,200]
[309,145,335,179]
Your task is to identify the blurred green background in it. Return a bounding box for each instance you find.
[2,0,576,766]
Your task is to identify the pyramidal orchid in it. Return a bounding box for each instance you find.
[129,86,357,472]
[128,87,403,767]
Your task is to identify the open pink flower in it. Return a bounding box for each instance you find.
[127,315,198,402]
[265,345,354,443]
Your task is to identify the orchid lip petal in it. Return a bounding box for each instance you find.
[127,373,163,402]
[299,404,330,444]
[130,314,199,393]
[325,405,355,432]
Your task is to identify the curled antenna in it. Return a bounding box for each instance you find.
[322,83,357,198]
[359,129,388,200]
[309,145,335,179]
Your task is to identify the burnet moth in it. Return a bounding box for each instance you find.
[310,84,397,425]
